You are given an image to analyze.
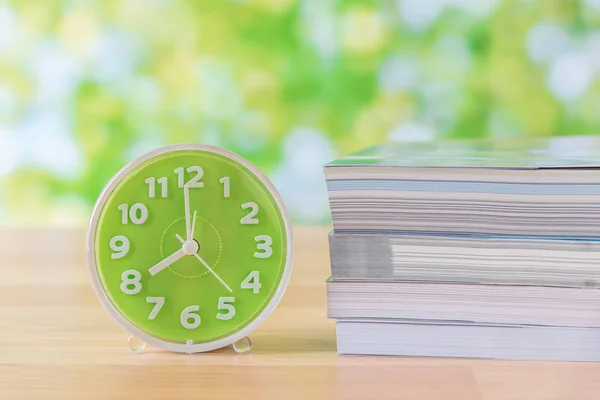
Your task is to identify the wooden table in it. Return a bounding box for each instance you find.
[1,227,600,399]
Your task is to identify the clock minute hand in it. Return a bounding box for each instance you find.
[149,248,187,276]
[184,184,192,241]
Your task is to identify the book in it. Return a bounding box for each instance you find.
[325,136,600,238]
[328,231,600,287]
[336,320,600,361]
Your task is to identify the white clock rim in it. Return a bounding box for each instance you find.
[85,143,294,353]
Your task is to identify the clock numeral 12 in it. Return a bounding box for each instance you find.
[241,271,261,294]
[174,166,204,188]
[117,203,148,225]
[145,177,168,198]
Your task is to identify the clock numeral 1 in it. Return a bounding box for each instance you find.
[117,203,148,225]
[241,202,259,224]
[180,305,201,329]
[145,177,168,198]
[254,235,273,259]
[220,177,230,198]
[174,166,204,188]
[120,269,142,295]
[146,297,165,320]
[216,297,236,320]
[110,235,130,259]
[241,271,261,294]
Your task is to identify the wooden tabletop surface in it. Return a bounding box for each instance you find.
[1,226,600,399]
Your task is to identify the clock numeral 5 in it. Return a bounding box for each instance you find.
[117,203,148,225]
[145,177,168,198]
[146,297,165,320]
[110,235,130,259]
[174,166,204,188]
[254,235,273,259]
[241,202,259,224]
[120,269,142,295]
[241,271,261,294]
[180,305,201,329]
[216,297,236,321]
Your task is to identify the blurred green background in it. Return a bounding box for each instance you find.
[1,0,600,226]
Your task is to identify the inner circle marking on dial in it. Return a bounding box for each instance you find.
[159,215,223,279]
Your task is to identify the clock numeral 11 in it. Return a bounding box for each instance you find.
[145,177,168,198]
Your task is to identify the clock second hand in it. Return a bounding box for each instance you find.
[175,233,233,293]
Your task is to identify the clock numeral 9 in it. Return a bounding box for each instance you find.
[180,305,201,329]
[120,269,142,295]
[145,177,168,198]
[174,166,204,188]
[117,203,148,225]
[216,297,236,320]
[110,235,130,259]
[254,235,273,259]
[241,202,259,224]
[241,271,261,294]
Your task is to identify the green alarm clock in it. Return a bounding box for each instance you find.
[86,144,293,353]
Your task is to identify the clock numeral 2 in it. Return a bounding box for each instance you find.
[145,177,168,198]
[117,203,148,225]
[174,166,204,188]
[241,271,261,294]
[146,297,165,320]
[241,202,259,224]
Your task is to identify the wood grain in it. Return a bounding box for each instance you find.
[1,227,600,399]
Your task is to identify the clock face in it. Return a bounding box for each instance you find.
[86,145,293,352]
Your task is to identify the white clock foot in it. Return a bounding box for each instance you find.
[127,335,146,354]
[232,336,252,354]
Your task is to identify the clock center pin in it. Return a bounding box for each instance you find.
[182,240,199,256]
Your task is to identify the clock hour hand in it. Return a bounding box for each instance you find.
[149,248,187,276]
[175,234,233,293]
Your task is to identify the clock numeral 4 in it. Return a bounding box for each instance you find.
[180,305,201,329]
[146,297,165,320]
[241,202,259,224]
[254,235,273,259]
[117,203,148,225]
[174,166,204,188]
[216,297,236,321]
[110,235,130,259]
[220,176,230,198]
[120,269,142,295]
[145,177,168,198]
[241,271,261,294]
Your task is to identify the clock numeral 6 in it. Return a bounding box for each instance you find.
[241,202,259,224]
[180,305,201,329]
[216,297,236,321]
[241,271,261,294]
[254,235,273,259]
[146,296,165,320]
[120,269,142,295]
[117,203,148,225]
[110,235,130,259]
[174,166,204,188]
[145,177,168,199]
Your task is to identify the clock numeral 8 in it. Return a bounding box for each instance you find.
[120,269,142,295]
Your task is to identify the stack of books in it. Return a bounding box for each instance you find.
[324,136,600,361]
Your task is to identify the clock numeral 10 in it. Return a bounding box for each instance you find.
[220,176,230,198]
[180,305,201,329]
[216,297,236,320]
[254,235,273,259]
[241,202,259,224]
[241,271,261,294]
[110,235,130,259]
[145,177,168,198]
[174,166,204,188]
[117,203,148,225]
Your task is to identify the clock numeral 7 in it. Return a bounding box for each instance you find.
[174,166,204,188]
[117,203,148,225]
[146,297,165,320]
[145,177,168,198]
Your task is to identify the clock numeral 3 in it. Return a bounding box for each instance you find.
[120,269,142,295]
[216,297,236,321]
[241,271,261,294]
[174,166,204,188]
[110,235,130,259]
[117,203,148,225]
[254,235,273,259]
[146,297,165,320]
[145,177,168,198]
[241,202,259,224]
[180,305,201,329]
